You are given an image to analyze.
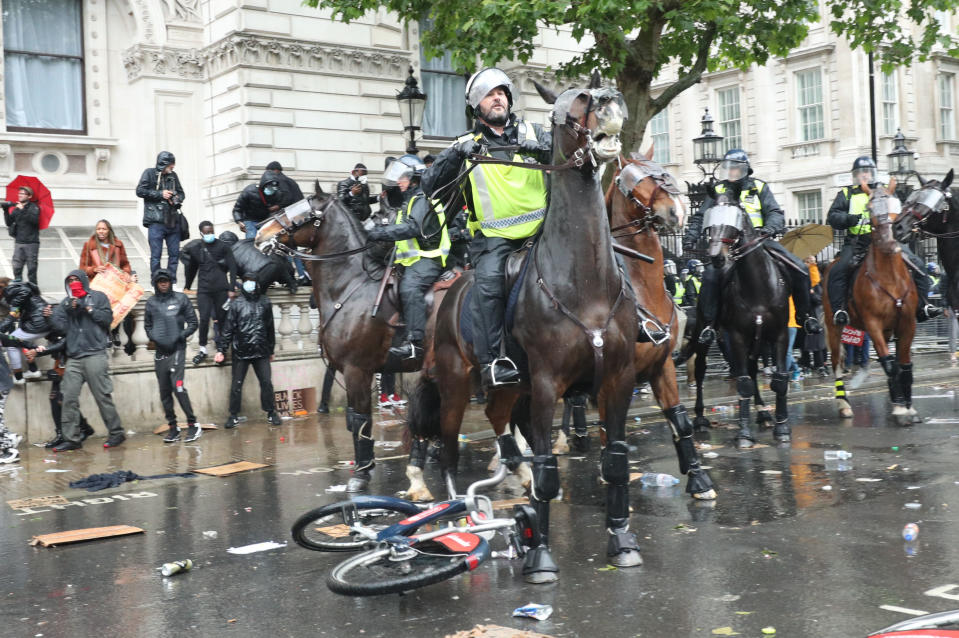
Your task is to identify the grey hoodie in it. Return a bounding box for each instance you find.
[49,270,114,359]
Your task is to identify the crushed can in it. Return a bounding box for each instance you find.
[160,559,193,577]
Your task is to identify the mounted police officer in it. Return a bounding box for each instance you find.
[663,259,683,304]
[367,155,451,360]
[422,67,552,388]
[827,156,942,326]
[683,149,822,345]
[681,259,703,306]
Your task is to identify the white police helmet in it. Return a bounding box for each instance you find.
[465,68,515,118]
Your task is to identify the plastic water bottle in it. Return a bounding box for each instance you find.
[640,472,680,486]
[824,450,852,460]
[902,523,919,542]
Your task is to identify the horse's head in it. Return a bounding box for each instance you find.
[610,148,686,230]
[534,80,627,169]
[862,178,902,255]
[702,182,750,261]
[893,169,954,240]
[254,181,334,254]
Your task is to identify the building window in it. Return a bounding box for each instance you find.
[796,68,824,141]
[881,72,898,136]
[940,73,955,140]
[649,108,670,164]
[419,20,467,138]
[717,87,742,151]
[2,0,85,133]
[795,190,823,224]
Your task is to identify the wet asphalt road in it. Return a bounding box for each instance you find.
[3,358,959,638]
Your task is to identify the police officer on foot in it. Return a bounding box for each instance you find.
[422,67,551,388]
[683,149,822,345]
[827,156,942,326]
[367,155,450,360]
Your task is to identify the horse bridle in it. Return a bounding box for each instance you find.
[900,185,956,238]
[610,160,683,236]
[259,195,374,261]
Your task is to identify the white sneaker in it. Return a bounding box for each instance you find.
[22,370,43,380]
[0,447,19,464]
[2,432,22,448]
[388,393,407,406]
[12,377,24,386]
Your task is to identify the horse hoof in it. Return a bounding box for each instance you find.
[609,549,643,568]
[774,433,791,443]
[693,416,711,431]
[552,442,570,455]
[399,486,434,502]
[892,404,908,416]
[571,434,590,453]
[756,410,774,426]
[691,488,717,501]
[524,570,560,584]
[346,476,370,493]
[839,408,854,419]
[736,437,755,449]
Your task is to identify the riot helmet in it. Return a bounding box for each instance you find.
[851,156,877,187]
[715,149,752,182]
[927,262,941,276]
[465,68,515,120]
[381,154,426,190]
[663,259,677,276]
[686,258,704,275]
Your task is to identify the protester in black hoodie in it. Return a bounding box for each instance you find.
[136,151,185,281]
[182,221,237,365]
[214,272,280,428]
[145,268,199,442]
[29,331,93,449]
[50,270,124,451]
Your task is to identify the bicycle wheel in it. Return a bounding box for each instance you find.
[327,532,491,596]
[291,500,421,552]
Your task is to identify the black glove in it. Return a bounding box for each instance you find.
[518,139,545,155]
[847,214,862,227]
[455,139,482,158]
[367,227,388,242]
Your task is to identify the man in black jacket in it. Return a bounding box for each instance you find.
[50,270,124,451]
[0,279,51,381]
[336,163,378,222]
[145,269,200,442]
[136,151,185,282]
[2,185,40,285]
[214,272,281,428]
[183,221,238,365]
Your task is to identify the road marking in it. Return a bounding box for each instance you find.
[925,584,959,601]
[879,604,929,616]
[279,466,334,476]
[14,491,158,516]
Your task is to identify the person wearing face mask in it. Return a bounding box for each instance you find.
[337,162,378,222]
[182,221,238,365]
[145,269,200,442]
[50,271,124,451]
[215,272,281,428]
[683,149,821,346]
[136,151,184,282]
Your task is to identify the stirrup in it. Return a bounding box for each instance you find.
[698,326,716,346]
[920,304,943,321]
[488,357,520,386]
[638,317,669,345]
[803,316,823,334]
[389,341,421,360]
[833,309,849,326]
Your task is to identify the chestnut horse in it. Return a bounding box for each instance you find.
[405,81,639,583]
[823,179,920,424]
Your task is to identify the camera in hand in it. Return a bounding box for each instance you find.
[1,201,16,211]
[169,194,183,210]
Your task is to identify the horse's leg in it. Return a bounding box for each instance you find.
[486,390,528,490]
[826,313,853,418]
[771,332,791,443]
[692,344,710,430]
[897,322,919,422]
[437,369,472,499]
[523,375,562,584]
[343,365,375,493]
[569,392,590,451]
[651,357,716,500]
[728,335,756,449]
[871,327,907,416]
[602,369,643,568]
[751,355,773,427]
[403,374,441,501]
[552,397,572,455]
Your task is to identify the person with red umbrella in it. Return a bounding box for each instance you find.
[2,184,41,286]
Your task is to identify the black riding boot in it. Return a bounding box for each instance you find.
[698,264,722,344]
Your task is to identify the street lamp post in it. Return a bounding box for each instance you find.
[686,108,724,215]
[887,128,916,202]
[396,66,427,155]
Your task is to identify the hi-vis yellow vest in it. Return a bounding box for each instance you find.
[394,195,451,267]
[715,180,767,228]
[672,279,685,304]
[843,186,875,235]
[459,122,548,240]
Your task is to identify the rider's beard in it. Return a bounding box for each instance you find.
[477,103,509,127]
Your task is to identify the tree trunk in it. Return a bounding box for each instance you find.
[617,72,654,158]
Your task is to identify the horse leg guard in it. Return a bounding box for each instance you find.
[878,355,906,405]
[899,363,914,409]
[404,438,434,502]
[664,406,716,499]
[570,393,590,451]
[524,454,560,583]
[601,441,641,566]
[735,376,755,446]
[770,372,790,440]
[496,433,525,472]
[347,412,374,493]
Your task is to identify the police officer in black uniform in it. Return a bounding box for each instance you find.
[683,149,822,345]
[827,156,942,326]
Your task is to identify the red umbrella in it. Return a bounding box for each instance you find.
[5,175,54,229]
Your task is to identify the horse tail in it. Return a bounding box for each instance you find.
[407,374,442,441]
[673,334,697,366]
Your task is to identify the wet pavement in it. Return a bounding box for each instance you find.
[3,355,959,637]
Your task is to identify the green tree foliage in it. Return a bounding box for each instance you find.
[307,0,959,151]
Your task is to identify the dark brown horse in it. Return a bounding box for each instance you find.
[823,178,920,423]
[254,191,430,491]
[591,153,715,499]
[406,82,640,583]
